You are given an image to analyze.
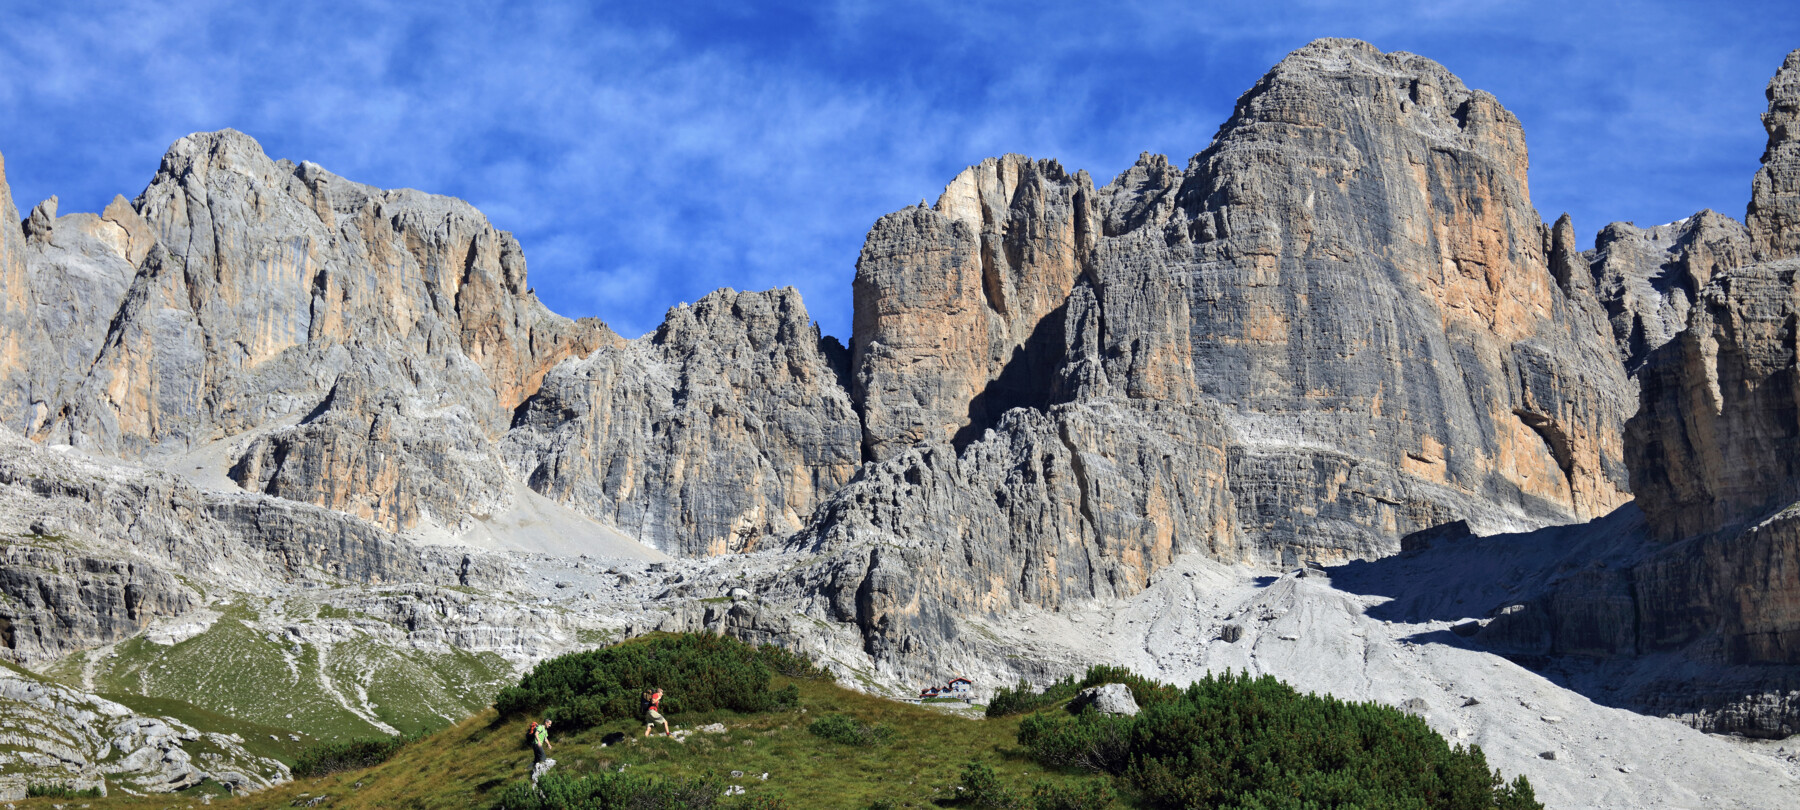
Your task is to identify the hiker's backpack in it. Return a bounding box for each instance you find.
[526,721,538,743]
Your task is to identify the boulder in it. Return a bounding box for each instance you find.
[1070,683,1139,717]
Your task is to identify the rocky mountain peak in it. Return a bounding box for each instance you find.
[1206,37,1523,177]
[1750,48,1800,260]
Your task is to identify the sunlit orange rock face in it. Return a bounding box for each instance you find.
[0,153,26,425]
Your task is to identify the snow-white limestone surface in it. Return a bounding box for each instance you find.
[974,554,1799,810]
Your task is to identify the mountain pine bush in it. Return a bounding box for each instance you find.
[1017,669,1542,809]
[291,733,416,777]
[492,633,821,731]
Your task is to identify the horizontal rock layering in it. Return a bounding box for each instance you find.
[0,40,1796,727]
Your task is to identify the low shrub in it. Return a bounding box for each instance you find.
[1027,779,1116,810]
[950,762,1115,810]
[292,734,414,778]
[955,761,1018,809]
[1016,669,1543,809]
[1017,710,1132,772]
[491,771,721,809]
[493,633,818,732]
[807,712,896,747]
[26,784,102,799]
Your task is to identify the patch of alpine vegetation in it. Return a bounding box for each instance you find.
[493,632,828,732]
[493,771,728,810]
[291,733,417,778]
[807,712,896,747]
[82,598,516,741]
[1007,670,1541,810]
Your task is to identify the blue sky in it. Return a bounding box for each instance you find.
[2,1,1797,340]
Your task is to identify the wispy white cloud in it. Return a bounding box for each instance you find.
[2,0,1796,340]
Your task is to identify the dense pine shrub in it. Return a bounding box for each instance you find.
[491,771,722,809]
[987,664,1180,718]
[986,676,1079,718]
[492,633,820,731]
[292,734,415,778]
[1017,669,1541,809]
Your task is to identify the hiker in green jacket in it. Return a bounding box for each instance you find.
[528,718,553,763]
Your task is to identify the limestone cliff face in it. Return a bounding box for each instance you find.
[506,288,860,556]
[792,398,1236,663]
[1158,39,1631,544]
[794,39,1638,673]
[2,131,608,532]
[1626,259,1800,543]
[0,154,28,428]
[228,370,512,533]
[0,545,194,664]
[838,40,1631,566]
[0,166,149,440]
[853,156,1094,459]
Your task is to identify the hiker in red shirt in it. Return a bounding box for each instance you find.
[642,687,670,737]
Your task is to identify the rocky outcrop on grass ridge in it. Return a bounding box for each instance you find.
[0,666,289,799]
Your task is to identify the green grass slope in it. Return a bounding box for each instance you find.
[11,634,1539,809]
[7,676,1086,809]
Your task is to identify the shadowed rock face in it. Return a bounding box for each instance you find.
[1626,260,1800,543]
[1489,49,1800,705]
[505,288,861,557]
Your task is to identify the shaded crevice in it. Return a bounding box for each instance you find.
[1513,407,1576,493]
[951,300,1072,453]
[1056,420,1098,534]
